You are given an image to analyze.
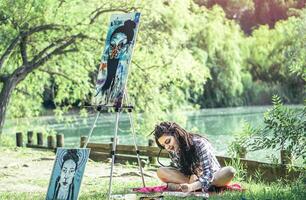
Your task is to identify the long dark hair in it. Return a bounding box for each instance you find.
[153,121,201,176]
[110,19,136,45]
[62,149,79,169]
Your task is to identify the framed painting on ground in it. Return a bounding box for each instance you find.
[45,148,90,200]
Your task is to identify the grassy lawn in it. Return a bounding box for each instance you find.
[0,143,305,200]
[0,180,305,200]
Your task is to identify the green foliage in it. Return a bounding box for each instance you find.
[197,4,305,107]
[1,0,305,136]
[248,95,306,161]
[266,153,280,164]
[228,121,253,158]
[1,0,212,134]
[197,6,246,107]
[128,0,211,131]
[0,0,99,119]
[197,0,305,35]
[245,10,305,104]
[283,9,306,81]
[0,135,15,147]
[225,158,247,182]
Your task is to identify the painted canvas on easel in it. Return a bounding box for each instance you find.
[45,148,90,200]
[94,12,141,107]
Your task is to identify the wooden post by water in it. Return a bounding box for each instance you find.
[280,150,292,165]
[56,134,64,147]
[110,137,119,144]
[47,135,55,149]
[80,136,88,148]
[238,147,247,159]
[37,132,43,146]
[16,132,23,147]
[27,131,34,145]
[148,139,157,165]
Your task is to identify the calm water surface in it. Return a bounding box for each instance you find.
[4,106,302,163]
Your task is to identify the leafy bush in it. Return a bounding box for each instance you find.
[228,121,254,158]
[248,95,306,163]
[0,135,15,147]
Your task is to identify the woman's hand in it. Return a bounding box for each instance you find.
[180,183,192,193]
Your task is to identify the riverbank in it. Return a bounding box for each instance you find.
[4,105,305,164]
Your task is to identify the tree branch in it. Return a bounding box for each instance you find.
[57,47,78,54]
[15,88,31,97]
[20,33,28,65]
[38,69,79,84]
[30,36,77,64]
[0,35,20,70]
[25,24,61,37]
[58,0,66,8]
[29,34,82,70]
[0,74,9,83]
[89,7,138,24]
[13,33,87,83]
[145,51,180,71]
[131,60,145,71]
[0,24,61,71]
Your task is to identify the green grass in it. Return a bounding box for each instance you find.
[0,179,305,200]
[0,135,15,147]
[0,144,305,200]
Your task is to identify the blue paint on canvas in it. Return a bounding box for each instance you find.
[46,148,90,200]
[94,12,141,107]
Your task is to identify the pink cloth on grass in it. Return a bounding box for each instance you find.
[209,183,244,194]
[132,185,168,193]
[225,183,243,191]
[133,183,243,194]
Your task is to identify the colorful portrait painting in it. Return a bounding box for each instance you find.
[94,12,141,107]
[46,148,90,200]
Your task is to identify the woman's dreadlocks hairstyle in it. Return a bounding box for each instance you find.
[153,121,200,176]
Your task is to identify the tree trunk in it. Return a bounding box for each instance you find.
[0,27,86,136]
[0,78,17,135]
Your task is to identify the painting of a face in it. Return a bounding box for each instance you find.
[109,32,128,59]
[59,159,76,189]
[93,13,140,106]
[46,148,90,200]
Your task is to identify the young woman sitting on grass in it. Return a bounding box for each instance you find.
[153,121,236,193]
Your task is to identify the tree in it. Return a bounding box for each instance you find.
[283,8,306,81]
[0,0,137,135]
[245,10,305,104]
[1,0,304,137]
[126,0,211,131]
[195,0,306,34]
[247,96,306,164]
[194,6,246,107]
[0,0,212,135]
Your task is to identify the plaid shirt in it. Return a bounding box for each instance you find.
[169,135,221,191]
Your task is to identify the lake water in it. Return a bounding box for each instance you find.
[3,106,302,163]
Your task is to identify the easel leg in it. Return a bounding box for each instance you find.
[128,112,146,187]
[108,111,120,200]
[83,112,100,148]
[123,89,146,187]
